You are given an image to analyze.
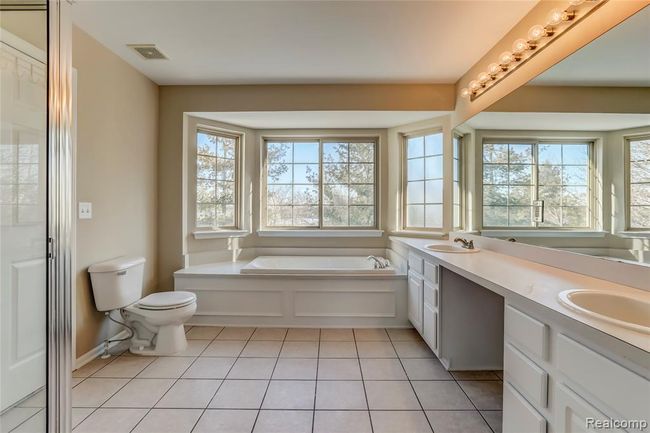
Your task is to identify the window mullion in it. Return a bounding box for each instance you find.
[318,139,324,229]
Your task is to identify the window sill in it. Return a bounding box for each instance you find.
[257,229,384,238]
[480,230,607,238]
[392,230,446,238]
[615,231,650,238]
[193,230,249,239]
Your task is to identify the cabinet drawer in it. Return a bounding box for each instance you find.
[423,280,436,307]
[555,384,625,433]
[423,261,438,284]
[505,305,549,361]
[408,252,424,275]
[504,343,548,408]
[557,334,649,423]
[503,382,546,433]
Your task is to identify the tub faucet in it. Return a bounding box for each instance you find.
[367,255,389,269]
[453,237,475,250]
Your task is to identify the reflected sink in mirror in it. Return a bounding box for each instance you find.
[425,244,481,253]
[558,290,650,334]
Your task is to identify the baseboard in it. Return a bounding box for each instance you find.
[74,330,130,370]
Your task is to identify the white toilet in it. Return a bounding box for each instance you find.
[89,256,197,356]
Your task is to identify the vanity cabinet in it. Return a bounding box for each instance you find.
[406,251,439,356]
[407,271,423,334]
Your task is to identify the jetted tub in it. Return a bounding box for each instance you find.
[240,256,395,275]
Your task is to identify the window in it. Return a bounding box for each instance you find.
[627,136,650,229]
[453,134,462,229]
[482,140,592,228]
[195,129,239,229]
[404,132,443,229]
[263,138,377,228]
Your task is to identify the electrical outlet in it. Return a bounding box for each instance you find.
[79,202,92,219]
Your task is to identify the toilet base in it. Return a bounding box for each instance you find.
[128,323,188,356]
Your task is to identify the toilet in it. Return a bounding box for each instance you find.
[89,256,197,356]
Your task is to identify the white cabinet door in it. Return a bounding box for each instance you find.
[423,303,437,353]
[407,272,423,333]
[554,384,625,433]
[503,382,547,433]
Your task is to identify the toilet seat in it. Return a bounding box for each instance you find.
[136,291,196,311]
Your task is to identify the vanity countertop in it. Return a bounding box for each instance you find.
[390,236,650,353]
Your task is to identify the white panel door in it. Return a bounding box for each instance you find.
[0,39,47,411]
[407,272,423,333]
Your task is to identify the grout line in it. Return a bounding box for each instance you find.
[7,407,45,433]
[354,328,374,433]
[311,329,321,433]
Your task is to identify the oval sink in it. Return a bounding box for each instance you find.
[424,244,480,253]
[558,290,650,334]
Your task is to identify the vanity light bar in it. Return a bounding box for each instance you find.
[459,0,607,101]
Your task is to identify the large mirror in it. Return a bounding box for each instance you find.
[456,6,650,267]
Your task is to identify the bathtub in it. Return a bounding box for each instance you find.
[240,256,395,275]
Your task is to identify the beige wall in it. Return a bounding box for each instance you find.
[0,10,46,50]
[73,26,159,357]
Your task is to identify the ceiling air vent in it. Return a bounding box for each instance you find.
[128,44,168,60]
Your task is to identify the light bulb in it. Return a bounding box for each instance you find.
[478,72,491,84]
[487,63,502,76]
[469,80,481,92]
[568,0,585,5]
[527,24,548,42]
[512,38,530,55]
[546,8,565,26]
[460,88,471,98]
[499,51,515,66]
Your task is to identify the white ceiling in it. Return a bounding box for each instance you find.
[530,6,650,87]
[466,112,650,131]
[191,110,449,129]
[71,0,537,85]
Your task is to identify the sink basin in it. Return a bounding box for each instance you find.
[424,244,480,253]
[558,290,650,334]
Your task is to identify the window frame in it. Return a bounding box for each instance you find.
[452,132,465,230]
[401,129,445,232]
[261,136,379,230]
[192,126,242,231]
[480,138,595,230]
[625,134,650,231]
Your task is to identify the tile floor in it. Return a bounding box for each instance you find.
[2,327,503,433]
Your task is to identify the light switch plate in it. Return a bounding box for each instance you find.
[79,202,92,219]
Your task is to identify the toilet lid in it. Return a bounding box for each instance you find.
[137,291,196,310]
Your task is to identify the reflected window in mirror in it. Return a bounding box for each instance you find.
[626,136,650,230]
[453,134,463,229]
[482,140,593,229]
[403,131,443,230]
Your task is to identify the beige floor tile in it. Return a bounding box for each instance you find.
[481,410,503,433]
[320,328,354,341]
[0,407,41,432]
[103,378,175,408]
[279,341,319,358]
[356,341,397,358]
[364,381,420,410]
[451,371,501,381]
[240,340,283,357]
[285,328,320,341]
[17,389,46,408]
[253,410,313,433]
[168,340,210,357]
[401,358,453,380]
[209,379,268,409]
[132,409,203,433]
[458,381,503,410]
[72,378,129,407]
[426,411,492,433]
[182,357,235,379]
[354,328,389,341]
[72,357,114,378]
[227,358,276,379]
[371,411,433,433]
[315,380,367,410]
[262,380,315,409]
[193,409,258,433]
[185,326,223,340]
[71,408,94,429]
[215,327,255,340]
[73,408,147,433]
[92,356,155,378]
[319,341,357,358]
[314,410,372,433]
[10,409,45,433]
[387,328,422,342]
[272,358,317,380]
[412,381,474,410]
[202,340,246,357]
[72,377,85,388]
[251,328,287,341]
[360,358,407,380]
[393,341,434,358]
[137,357,195,378]
[317,358,362,380]
[155,379,221,408]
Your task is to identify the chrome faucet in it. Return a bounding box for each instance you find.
[453,237,475,250]
[367,255,390,269]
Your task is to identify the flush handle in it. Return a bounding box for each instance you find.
[117,270,127,276]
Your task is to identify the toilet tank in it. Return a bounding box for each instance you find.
[88,256,146,311]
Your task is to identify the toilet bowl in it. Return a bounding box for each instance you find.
[89,256,197,356]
